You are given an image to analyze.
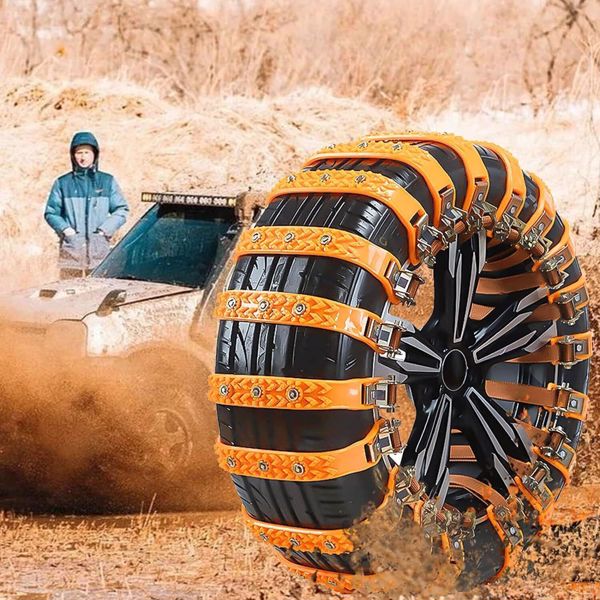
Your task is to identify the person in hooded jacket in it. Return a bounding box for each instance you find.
[44,131,129,279]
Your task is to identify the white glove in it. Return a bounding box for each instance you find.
[63,227,76,237]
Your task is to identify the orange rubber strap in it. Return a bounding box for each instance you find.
[365,132,489,211]
[520,172,556,239]
[208,374,379,411]
[476,271,545,294]
[449,445,476,461]
[303,139,456,226]
[532,220,575,272]
[448,474,508,508]
[485,505,520,583]
[215,419,383,482]
[547,275,588,304]
[483,248,531,272]
[532,444,575,485]
[275,552,388,594]
[234,226,404,304]
[243,507,355,553]
[485,380,589,421]
[243,466,398,554]
[510,331,592,365]
[514,476,555,522]
[266,169,426,264]
[214,290,383,353]
[475,141,526,218]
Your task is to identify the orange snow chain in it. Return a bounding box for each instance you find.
[532,443,576,485]
[303,139,456,227]
[485,380,589,421]
[275,553,390,594]
[517,173,556,254]
[215,419,384,482]
[532,219,575,272]
[483,248,531,272]
[485,504,523,583]
[266,169,427,265]
[243,466,398,554]
[365,132,489,212]
[514,475,555,525]
[474,141,526,218]
[243,507,355,553]
[510,331,592,366]
[214,290,388,354]
[208,374,395,411]
[234,226,408,304]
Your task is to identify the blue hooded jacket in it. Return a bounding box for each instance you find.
[44,132,129,270]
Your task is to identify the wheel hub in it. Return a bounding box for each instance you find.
[441,348,468,392]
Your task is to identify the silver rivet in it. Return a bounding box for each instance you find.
[454,541,460,548]
[570,399,578,407]
[324,540,336,550]
[258,299,270,312]
[251,386,263,398]
[258,460,269,472]
[286,174,296,183]
[287,387,300,401]
[478,192,484,202]
[355,174,366,184]
[576,344,583,352]
[509,527,517,535]
[219,384,229,396]
[251,231,261,243]
[226,297,237,309]
[292,462,305,475]
[320,234,332,245]
[559,450,566,458]
[510,205,517,214]
[290,537,300,547]
[538,223,545,231]
[226,456,237,468]
[320,173,331,182]
[293,303,306,315]
[284,232,295,243]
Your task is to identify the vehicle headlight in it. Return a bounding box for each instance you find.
[45,320,88,358]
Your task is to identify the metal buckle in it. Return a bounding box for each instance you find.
[365,419,403,462]
[386,263,424,306]
[469,196,496,232]
[440,206,468,240]
[394,465,425,507]
[555,291,584,325]
[492,504,524,547]
[540,256,569,290]
[551,383,588,419]
[417,225,447,267]
[367,321,406,358]
[522,461,554,510]
[364,378,400,411]
[556,335,589,368]
[494,212,525,243]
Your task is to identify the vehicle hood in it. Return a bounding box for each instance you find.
[0,278,193,326]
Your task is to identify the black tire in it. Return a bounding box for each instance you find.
[213,134,591,593]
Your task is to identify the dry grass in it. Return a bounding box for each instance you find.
[1,0,600,109]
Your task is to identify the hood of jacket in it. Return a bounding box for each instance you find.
[70,131,100,173]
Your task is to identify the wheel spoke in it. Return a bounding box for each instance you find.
[426,230,486,344]
[402,393,452,506]
[456,387,533,491]
[377,320,442,385]
[470,287,557,366]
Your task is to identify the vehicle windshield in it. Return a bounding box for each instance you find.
[92,204,239,288]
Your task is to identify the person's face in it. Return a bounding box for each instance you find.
[74,145,95,168]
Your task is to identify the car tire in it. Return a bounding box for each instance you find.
[212,134,591,593]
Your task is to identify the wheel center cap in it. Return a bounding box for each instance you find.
[441,348,469,392]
